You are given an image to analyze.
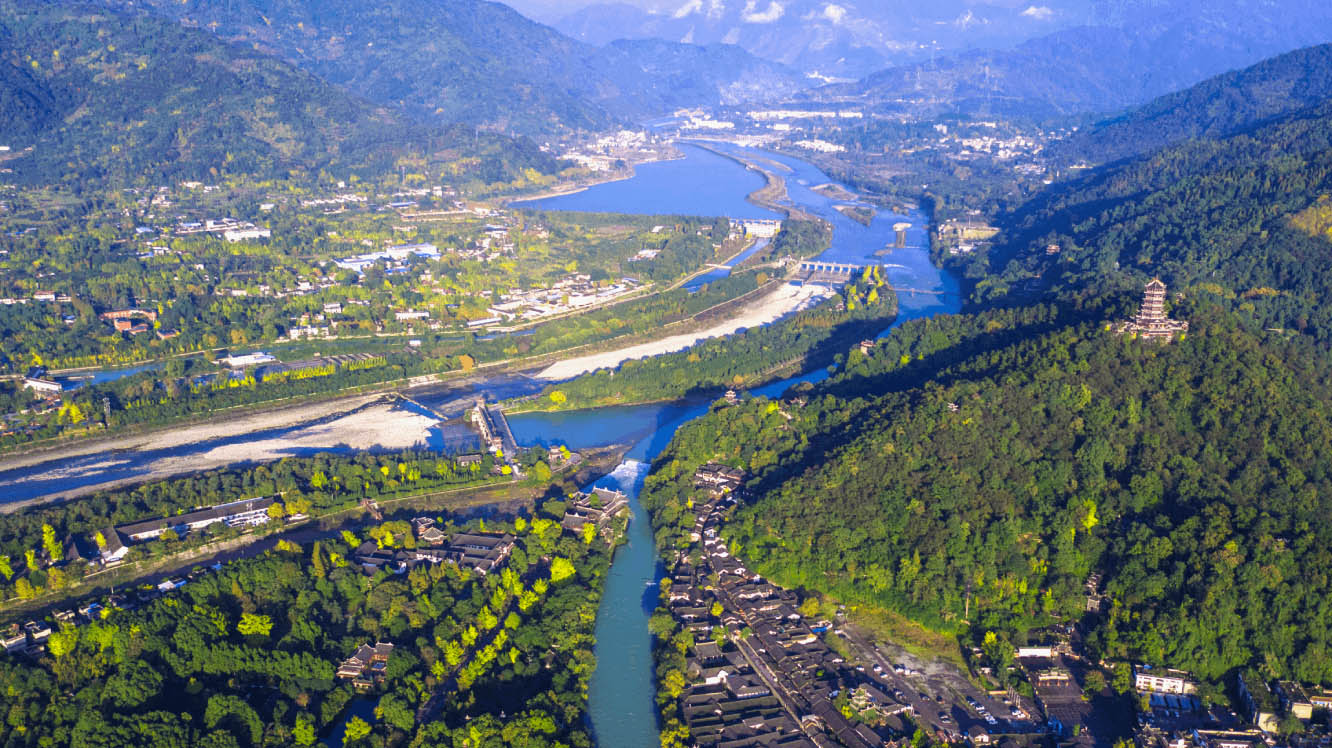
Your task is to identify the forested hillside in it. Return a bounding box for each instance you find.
[0,507,613,747]
[972,99,1332,341]
[643,300,1332,684]
[0,2,558,185]
[1050,43,1332,164]
[89,0,807,135]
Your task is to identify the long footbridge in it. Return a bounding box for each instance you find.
[388,392,450,421]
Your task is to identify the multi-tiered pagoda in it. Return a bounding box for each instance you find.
[1118,279,1188,341]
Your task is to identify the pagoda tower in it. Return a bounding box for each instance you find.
[1119,278,1188,341]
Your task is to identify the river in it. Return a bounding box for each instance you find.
[508,141,960,747]
[3,142,960,746]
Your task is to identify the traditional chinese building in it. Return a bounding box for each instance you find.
[1118,279,1187,341]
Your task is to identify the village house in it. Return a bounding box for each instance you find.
[561,487,629,534]
[694,463,746,495]
[337,642,394,690]
[412,517,448,546]
[2,624,28,654]
[444,533,515,575]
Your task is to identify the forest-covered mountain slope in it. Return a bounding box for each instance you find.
[643,300,1332,684]
[1050,43,1332,165]
[971,99,1332,342]
[89,0,808,135]
[0,2,559,185]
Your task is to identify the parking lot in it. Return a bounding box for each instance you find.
[839,624,1042,741]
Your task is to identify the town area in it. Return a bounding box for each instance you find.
[659,460,1332,748]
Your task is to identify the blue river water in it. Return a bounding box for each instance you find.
[1,142,960,748]
[517,144,782,221]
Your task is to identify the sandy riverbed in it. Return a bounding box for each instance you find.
[535,282,832,381]
[0,394,386,475]
[0,398,441,510]
[148,403,439,470]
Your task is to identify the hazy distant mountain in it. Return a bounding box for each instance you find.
[92,0,809,135]
[0,3,560,185]
[554,0,1093,79]
[1050,44,1332,164]
[814,0,1332,118]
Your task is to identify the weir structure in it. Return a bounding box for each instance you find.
[469,399,519,458]
[795,260,866,287]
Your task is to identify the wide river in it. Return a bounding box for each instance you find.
[3,142,960,746]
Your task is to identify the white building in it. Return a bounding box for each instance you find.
[219,352,277,368]
[223,227,272,242]
[793,139,846,153]
[118,497,276,542]
[22,377,62,394]
[1135,665,1197,695]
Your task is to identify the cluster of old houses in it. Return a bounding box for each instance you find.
[560,487,628,538]
[666,463,886,748]
[484,273,642,323]
[351,521,517,577]
[351,488,630,578]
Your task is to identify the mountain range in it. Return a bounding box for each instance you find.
[553,0,1093,81]
[0,2,552,185]
[1049,43,1332,164]
[977,67,1332,340]
[88,0,809,135]
[808,0,1332,118]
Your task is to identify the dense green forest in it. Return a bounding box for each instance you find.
[972,99,1332,342]
[0,2,560,186]
[642,298,1332,685]
[1049,43,1332,165]
[0,504,614,747]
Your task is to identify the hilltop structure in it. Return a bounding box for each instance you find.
[1118,279,1188,342]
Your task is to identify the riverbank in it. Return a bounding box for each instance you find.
[0,396,444,509]
[535,281,832,380]
[502,147,684,205]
